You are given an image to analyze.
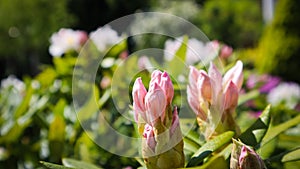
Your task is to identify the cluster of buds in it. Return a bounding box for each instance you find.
[132,70,184,169]
[187,60,243,139]
[231,139,267,169]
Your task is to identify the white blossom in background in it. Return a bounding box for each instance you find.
[164,37,219,65]
[89,25,122,52]
[49,28,87,57]
[267,82,300,109]
[1,75,25,92]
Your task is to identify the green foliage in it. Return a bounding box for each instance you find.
[255,0,300,83]
[0,0,74,76]
[198,0,263,48]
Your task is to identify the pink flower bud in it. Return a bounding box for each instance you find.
[143,124,156,151]
[145,83,167,124]
[160,71,174,104]
[223,81,239,112]
[220,45,233,59]
[223,60,243,90]
[239,146,266,169]
[132,77,147,122]
[150,70,162,86]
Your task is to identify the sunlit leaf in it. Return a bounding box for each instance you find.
[282,147,300,162]
[40,161,74,169]
[239,105,271,148]
[261,114,300,147]
[186,131,234,167]
[62,158,103,169]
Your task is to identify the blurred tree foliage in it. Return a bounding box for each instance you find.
[0,0,75,78]
[198,0,263,48]
[0,0,155,79]
[255,0,300,83]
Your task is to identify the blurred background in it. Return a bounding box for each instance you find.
[0,0,300,169]
[1,0,299,82]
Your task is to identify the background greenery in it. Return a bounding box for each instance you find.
[0,0,300,169]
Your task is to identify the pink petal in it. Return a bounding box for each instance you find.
[223,60,243,90]
[145,83,167,124]
[223,81,239,112]
[160,71,174,104]
[143,124,156,151]
[132,78,147,121]
[208,62,222,104]
[197,71,212,103]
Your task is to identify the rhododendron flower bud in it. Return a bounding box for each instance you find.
[187,60,243,139]
[239,146,266,169]
[220,45,233,59]
[231,139,266,169]
[132,70,184,169]
[145,83,166,124]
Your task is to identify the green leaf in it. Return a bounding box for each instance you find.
[186,131,235,167]
[54,57,71,75]
[282,148,300,162]
[36,67,57,87]
[166,36,188,79]
[14,84,33,118]
[40,161,75,169]
[77,85,100,122]
[53,99,66,116]
[261,113,300,147]
[239,105,271,148]
[184,137,201,153]
[182,156,228,169]
[62,158,103,169]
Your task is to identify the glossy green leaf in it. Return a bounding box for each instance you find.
[261,114,300,147]
[40,161,74,169]
[282,148,300,162]
[186,131,235,167]
[62,158,102,169]
[239,105,271,148]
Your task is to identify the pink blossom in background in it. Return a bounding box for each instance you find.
[220,45,233,59]
[49,28,87,57]
[89,25,122,52]
[164,37,219,65]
